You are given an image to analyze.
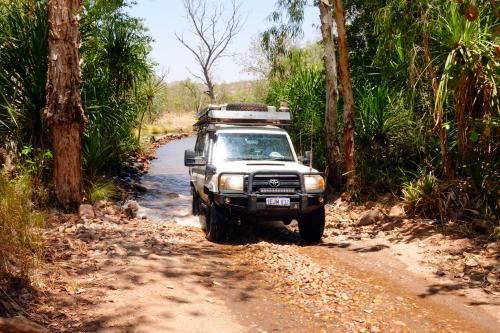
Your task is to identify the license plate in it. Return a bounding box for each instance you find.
[266,197,290,207]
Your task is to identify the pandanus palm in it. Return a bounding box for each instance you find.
[375,0,499,179]
[432,1,499,170]
[0,0,48,147]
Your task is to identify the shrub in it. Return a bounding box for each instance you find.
[403,169,499,234]
[0,172,43,281]
[402,170,441,219]
[86,178,115,204]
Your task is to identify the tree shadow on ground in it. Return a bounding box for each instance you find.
[33,217,287,332]
[331,214,499,296]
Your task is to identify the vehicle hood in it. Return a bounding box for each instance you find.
[215,160,320,174]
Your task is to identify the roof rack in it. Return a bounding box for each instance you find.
[195,103,291,128]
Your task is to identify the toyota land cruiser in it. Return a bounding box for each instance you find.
[184,103,326,243]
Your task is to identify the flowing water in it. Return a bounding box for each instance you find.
[136,136,200,227]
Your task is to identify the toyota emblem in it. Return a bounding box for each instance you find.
[268,179,281,188]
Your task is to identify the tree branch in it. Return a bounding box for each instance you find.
[176,0,243,102]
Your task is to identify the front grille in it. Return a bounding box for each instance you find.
[245,174,301,194]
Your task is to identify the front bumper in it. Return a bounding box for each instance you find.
[213,192,326,217]
[212,170,326,218]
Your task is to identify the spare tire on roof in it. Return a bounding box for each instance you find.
[225,103,268,111]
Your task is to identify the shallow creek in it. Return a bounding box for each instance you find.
[137,136,199,227]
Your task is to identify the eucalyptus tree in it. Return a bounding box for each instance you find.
[318,0,342,187]
[263,0,359,189]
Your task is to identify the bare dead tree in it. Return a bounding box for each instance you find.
[176,0,243,104]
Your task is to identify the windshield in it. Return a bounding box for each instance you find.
[213,132,295,162]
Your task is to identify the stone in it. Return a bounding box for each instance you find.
[79,204,95,220]
[104,205,117,216]
[135,183,147,193]
[103,215,119,224]
[356,208,385,226]
[486,266,500,285]
[124,200,139,218]
[388,205,405,218]
[111,244,128,256]
[465,257,479,267]
[365,201,376,209]
[471,219,489,234]
[0,316,48,333]
[134,162,145,171]
[77,229,96,243]
[485,242,499,255]
[94,200,108,209]
[440,238,473,255]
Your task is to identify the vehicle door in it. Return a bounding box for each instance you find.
[193,131,209,202]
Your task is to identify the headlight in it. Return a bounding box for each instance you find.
[304,174,326,193]
[219,174,245,192]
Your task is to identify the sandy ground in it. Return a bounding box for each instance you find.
[14,199,497,333]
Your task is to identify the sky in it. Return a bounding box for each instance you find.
[129,0,320,83]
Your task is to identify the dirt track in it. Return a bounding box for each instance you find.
[32,206,499,333]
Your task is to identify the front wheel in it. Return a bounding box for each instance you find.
[206,202,231,243]
[298,207,325,244]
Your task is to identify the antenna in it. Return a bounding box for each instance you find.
[309,117,313,171]
[299,130,303,157]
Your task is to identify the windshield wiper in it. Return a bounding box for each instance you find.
[225,157,261,161]
[270,158,293,161]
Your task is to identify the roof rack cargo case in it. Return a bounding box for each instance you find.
[195,103,291,128]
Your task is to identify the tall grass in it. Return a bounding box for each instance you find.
[0,172,43,281]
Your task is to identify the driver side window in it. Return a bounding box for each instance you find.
[194,132,208,157]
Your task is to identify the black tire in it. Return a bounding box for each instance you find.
[298,207,325,244]
[206,202,230,243]
[192,188,200,216]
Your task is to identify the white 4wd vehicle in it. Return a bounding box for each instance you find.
[184,103,326,243]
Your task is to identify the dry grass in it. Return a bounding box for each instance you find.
[0,172,44,282]
[86,178,116,204]
[142,111,195,138]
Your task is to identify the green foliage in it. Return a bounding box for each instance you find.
[158,79,268,114]
[402,169,440,218]
[21,145,52,176]
[0,0,155,190]
[0,172,43,280]
[0,0,48,146]
[356,85,412,149]
[267,66,327,169]
[263,0,498,231]
[81,1,153,170]
[354,84,430,190]
[261,0,308,77]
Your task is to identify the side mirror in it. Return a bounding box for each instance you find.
[184,150,205,167]
[303,151,312,166]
